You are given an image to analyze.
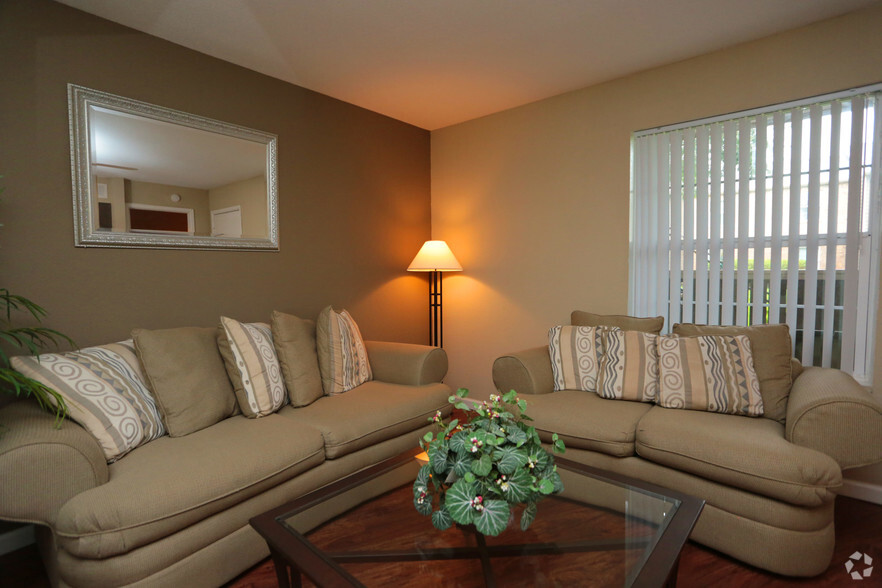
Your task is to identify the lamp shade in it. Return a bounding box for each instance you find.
[407,240,462,272]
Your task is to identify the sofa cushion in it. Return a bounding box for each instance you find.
[279,380,451,459]
[635,406,841,506]
[597,329,659,402]
[271,311,324,407]
[548,325,604,392]
[672,323,793,423]
[520,390,653,457]
[55,413,325,558]
[218,318,287,418]
[133,327,238,437]
[656,334,763,416]
[571,310,664,334]
[316,306,372,395]
[10,340,165,462]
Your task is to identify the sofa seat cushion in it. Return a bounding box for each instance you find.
[522,390,652,457]
[55,414,325,559]
[635,406,841,507]
[279,381,451,459]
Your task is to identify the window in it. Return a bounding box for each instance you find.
[629,85,882,384]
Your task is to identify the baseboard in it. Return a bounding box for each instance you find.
[0,524,35,557]
[840,478,882,505]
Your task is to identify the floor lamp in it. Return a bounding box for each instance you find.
[407,240,462,348]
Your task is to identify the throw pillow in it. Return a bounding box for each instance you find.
[132,326,238,437]
[672,323,791,422]
[656,334,764,416]
[316,306,372,395]
[217,317,287,418]
[548,325,605,392]
[571,311,664,334]
[10,340,166,462]
[271,311,324,407]
[597,329,659,402]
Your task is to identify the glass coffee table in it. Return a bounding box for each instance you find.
[250,448,703,587]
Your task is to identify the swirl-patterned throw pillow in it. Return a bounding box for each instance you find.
[316,306,372,395]
[548,325,605,392]
[218,317,287,418]
[597,329,659,402]
[10,340,166,462]
[656,334,763,416]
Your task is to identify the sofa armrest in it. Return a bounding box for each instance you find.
[364,341,448,386]
[0,401,108,526]
[492,346,554,396]
[786,366,882,470]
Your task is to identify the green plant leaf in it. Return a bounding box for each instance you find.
[450,452,472,478]
[521,502,538,531]
[502,390,518,404]
[457,388,470,398]
[505,426,528,447]
[432,506,453,531]
[423,431,434,442]
[517,398,528,413]
[474,499,510,537]
[537,478,555,495]
[449,430,469,455]
[493,445,528,475]
[428,442,449,474]
[445,479,479,525]
[471,453,493,477]
[501,467,533,503]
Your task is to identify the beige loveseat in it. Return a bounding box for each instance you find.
[492,311,882,577]
[0,310,451,587]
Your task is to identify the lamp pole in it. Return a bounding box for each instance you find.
[407,240,462,348]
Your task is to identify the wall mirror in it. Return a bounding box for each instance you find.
[68,84,278,250]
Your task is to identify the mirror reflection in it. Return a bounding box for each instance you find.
[69,85,278,250]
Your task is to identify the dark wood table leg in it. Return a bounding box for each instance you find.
[664,557,680,587]
[473,532,496,588]
[270,548,300,588]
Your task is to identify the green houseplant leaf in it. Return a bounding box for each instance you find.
[474,499,510,537]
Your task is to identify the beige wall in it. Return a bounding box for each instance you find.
[209,175,268,238]
[0,0,431,351]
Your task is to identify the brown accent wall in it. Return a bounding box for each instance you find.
[0,0,431,351]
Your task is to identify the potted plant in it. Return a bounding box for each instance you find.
[413,388,566,537]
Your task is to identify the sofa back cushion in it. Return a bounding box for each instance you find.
[217,318,287,418]
[316,306,372,395]
[271,311,324,406]
[656,334,764,416]
[11,340,165,462]
[571,310,664,334]
[672,323,792,422]
[133,327,237,436]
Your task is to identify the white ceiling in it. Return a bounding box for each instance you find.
[56,0,880,130]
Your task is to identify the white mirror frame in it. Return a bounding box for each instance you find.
[68,84,279,251]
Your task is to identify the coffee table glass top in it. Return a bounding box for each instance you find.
[257,450,703,588]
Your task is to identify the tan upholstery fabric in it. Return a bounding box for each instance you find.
[571,310,664,334]
[364,340,448,385]
[279,380,451,459]
[672,323,793,423]
[270,311,324,407]
[656,334,763,416]
[786,366,882,469]
[218,319,287,418]
[636,406,841,506]
[492,346,555,396]
[0,401,107,526]
[55,413,325,558]
[133,327,238,437]
[520,390,652,456]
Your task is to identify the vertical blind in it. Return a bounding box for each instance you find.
[629,87,882,383]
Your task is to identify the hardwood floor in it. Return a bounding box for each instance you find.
[4,495,880,587]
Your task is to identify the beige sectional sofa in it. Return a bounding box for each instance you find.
[492,311,882,577]
[0,311,452,587]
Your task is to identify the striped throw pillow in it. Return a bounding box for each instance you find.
[657,334,764,416]
[316,306,372,394]
[219,317,287,418]
[11,340,166,462]
[548,325,605,392]
[598,329,659,402]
